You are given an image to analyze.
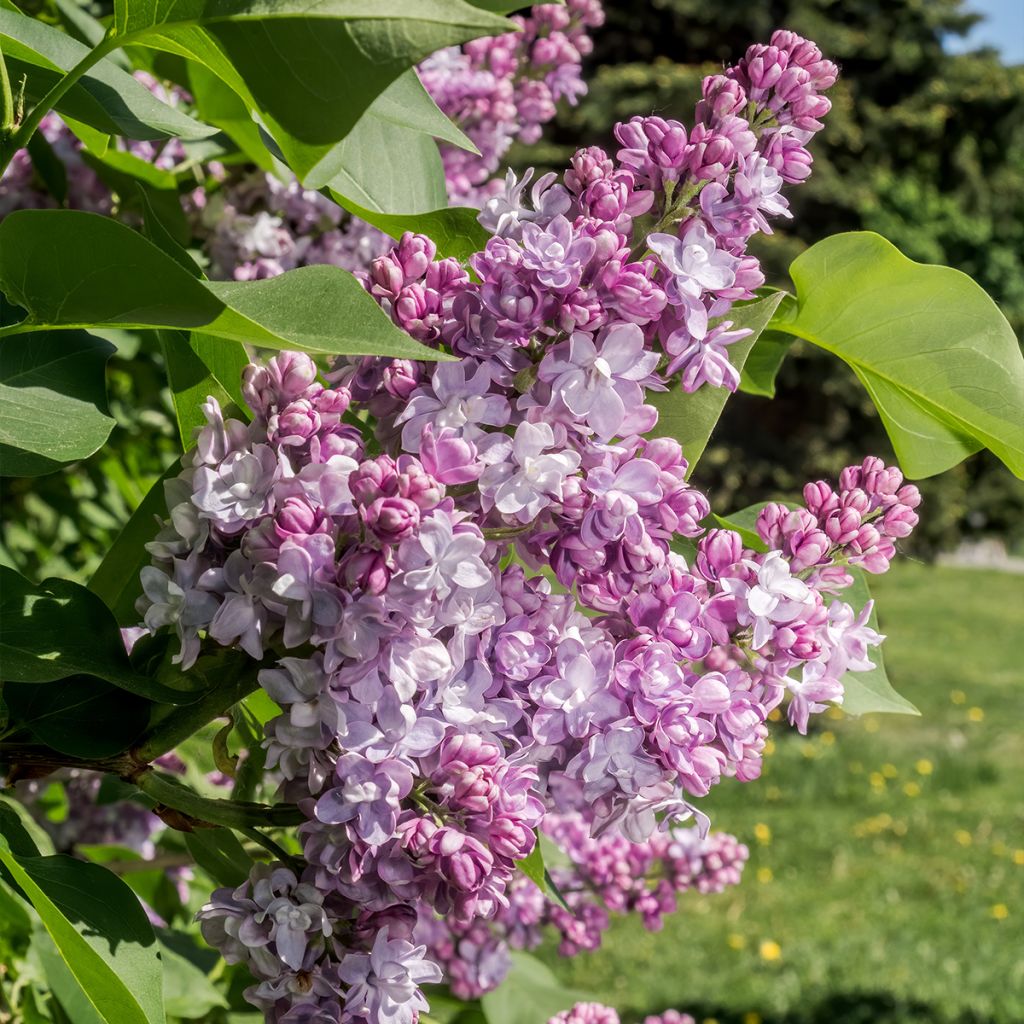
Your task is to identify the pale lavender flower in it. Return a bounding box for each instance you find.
[339,928,442,1024]
[397,361,510,453]
[479,421,581,523]
[538,323,660,439]
[314,754,413,846]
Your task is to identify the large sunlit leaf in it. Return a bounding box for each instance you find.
[770,232,1024,479]
[0,837,164,1024]
[0,210,450,361]
[108,0,509,176]
[0,330,115,477]
[0,8,215,141]
[649,291,785,476]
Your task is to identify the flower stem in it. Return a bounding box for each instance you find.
[0,32,118,176]
[132,769,304,829]
[0,48,13,138]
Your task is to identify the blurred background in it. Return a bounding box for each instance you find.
[1,1,1021,1021]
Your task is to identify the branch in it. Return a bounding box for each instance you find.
[131,769,304,830]
[0,32,118,175]
[133,666,261,762]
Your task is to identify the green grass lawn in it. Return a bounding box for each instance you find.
[548,563,1024,1024]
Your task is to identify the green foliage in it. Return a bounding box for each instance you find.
[107,0,509,181]
[0,329,116,474]
[0,209,450,359]
[651,291,784,473]
[0,7,215,140]
[0,566,205,702]
[772,232,1024,480]
[0,835,165,1024]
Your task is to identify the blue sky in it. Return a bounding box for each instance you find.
[945,0,1024,64]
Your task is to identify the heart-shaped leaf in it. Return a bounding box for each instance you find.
[770,232,1024,479]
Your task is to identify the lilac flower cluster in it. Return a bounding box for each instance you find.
[194,1,604,281]
[135,31,918,1022]
[417,817,747,999]
[420,0,604,198]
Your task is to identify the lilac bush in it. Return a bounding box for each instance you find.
[196,0,605,281]
[127,28,925,1022]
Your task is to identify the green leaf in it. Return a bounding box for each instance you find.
[771,231,1024,480]
[650,291,785,476]
[187,61,274,170]
[706,505,771,553]
[159,330,247,448]
[88,462,180,627]
[318,117,447,214]
[27,130,68,204]
[54,0,131,69]
[0,210,451,361]
[738,324,795,399]
[2,678,152,758]
[184,828,255,888]
[0,838,164,1024]
[158,936,227,1019]
[304,69,477,190]
[838,568,919,717]
[0,566,204,705]
[110,0,509,178]
[78,149,191,246]
[480,952,583,1024]
[0,8,215,141]
[0,330,116,476]
[0,794,52,857]
[330,193,492,264]
[516,832,571,913]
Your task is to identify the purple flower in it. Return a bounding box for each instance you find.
[339,928,442,1024]
[519,214,596,292]
[648,221,741,309]
[397,360,510,453]
[314,754,413,846]
[664,319,752,392]
[720,552,814,649]
[479,421,581,522]
[568,723,666,802]
[530,639,623,744]
[137,557,220,668]
[539,323,660,439]
[192,443,280,534]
